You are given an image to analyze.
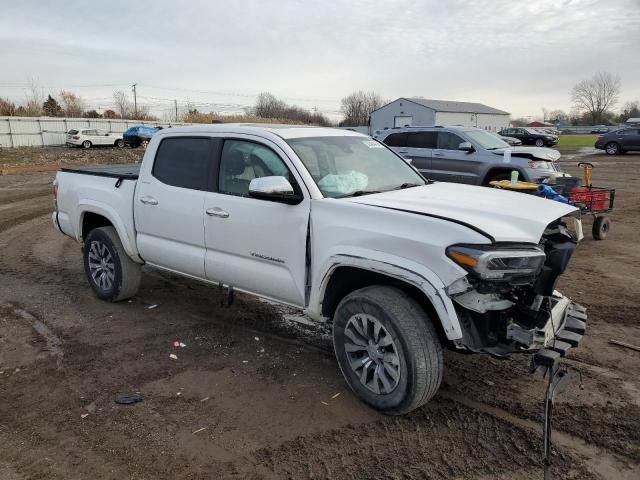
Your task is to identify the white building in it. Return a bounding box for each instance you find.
[369,98,510,135]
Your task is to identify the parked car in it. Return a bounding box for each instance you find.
[66,129,124,149]
[123,126,162,148]
[499,127,558,147]
[53,125,586,414]
[590,125,610,134]
[494,132,522,146]
[378,126,565,185]
[594,128,640,154]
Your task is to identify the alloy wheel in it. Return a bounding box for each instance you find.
[343,313,401,394]
[87,240,115,290]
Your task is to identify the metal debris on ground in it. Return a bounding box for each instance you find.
[147,304,158,310]
[192,427,207,435]
[609,339,640,352]
[114,392,144,405]
[321,401,329,406]
[254,337,260,341]
[330,392,341,400]
[169,354,178,360]
[199,396,209,402]
[80,413,89,419]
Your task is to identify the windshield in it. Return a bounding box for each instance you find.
[464,130,509,150]
[287,136,426,198]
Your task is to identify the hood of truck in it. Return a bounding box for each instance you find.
[491,146,561,162]
[345,183,578,243]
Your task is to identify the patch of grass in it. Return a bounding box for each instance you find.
[558,134,598,148]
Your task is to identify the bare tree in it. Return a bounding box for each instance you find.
[253,92,330,125]
[59,90,86,117]
[254,92,286,119]
[340,91,385,126]
[0,97,18,116]
[618,100,639,122]
[548,109,569,123]
[113,90,132,119]
[23,78,44,116]
[571,72,621,125]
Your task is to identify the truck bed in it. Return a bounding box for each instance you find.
[60,164,140,180]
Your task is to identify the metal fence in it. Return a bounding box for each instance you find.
[0,116,191,148]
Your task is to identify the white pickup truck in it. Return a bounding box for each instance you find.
[53,124,587,414]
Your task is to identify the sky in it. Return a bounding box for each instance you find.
[1,0,639,121]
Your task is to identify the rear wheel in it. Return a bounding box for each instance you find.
[115,139,124,148]
[535,138,544,147]
[82,140,92,149]
[141,139,149,148]
[83,226,141,301]
[332,285,443,415]
[605,142,620,155]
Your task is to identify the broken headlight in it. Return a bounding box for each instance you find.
[446,244,545,282]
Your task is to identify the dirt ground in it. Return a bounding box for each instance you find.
[0,147,639,479]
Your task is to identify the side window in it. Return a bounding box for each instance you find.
[85,129,97,136]
[152,137,211,190]
[437,132,465,150]
[407,131,437,149]
[218,140,293,197]
[382,132,408,147]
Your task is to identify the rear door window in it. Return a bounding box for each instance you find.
[152,137,212,190]
[382,132,408,147]
[407,131,437,149]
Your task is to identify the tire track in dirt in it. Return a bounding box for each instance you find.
[439,391,639,480]
[0,197,52,234]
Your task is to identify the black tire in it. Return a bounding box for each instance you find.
[141,139,149,148]
[605,142,620,155]
[115,139,124,148]
[592,216,611,240]
[332,285,443,415]
[82,140,92,149]
[535,138,544,147]
[83,226,141,301]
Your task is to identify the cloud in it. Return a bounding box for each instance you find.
[1,0,638,119]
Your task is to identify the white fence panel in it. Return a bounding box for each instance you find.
[0,116,191,148]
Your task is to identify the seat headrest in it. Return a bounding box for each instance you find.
[225,150,246,176]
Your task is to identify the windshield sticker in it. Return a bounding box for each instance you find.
[362,140,384,149]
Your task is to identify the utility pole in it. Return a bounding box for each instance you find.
[174,99,178,122]
[131,83,138,119]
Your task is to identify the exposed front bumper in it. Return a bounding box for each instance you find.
[454,291,587,357]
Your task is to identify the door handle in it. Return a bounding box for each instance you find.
[139,196,158,205]
[206,207,229,218]
[434,152,444,156]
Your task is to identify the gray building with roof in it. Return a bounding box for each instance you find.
[369,97,510,136]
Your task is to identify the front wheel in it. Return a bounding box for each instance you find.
[535,138,544,147]
[333,286,443,415]
[83,226,141,301]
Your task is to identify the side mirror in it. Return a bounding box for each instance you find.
[458,142,474,152]
[249,176,302,204]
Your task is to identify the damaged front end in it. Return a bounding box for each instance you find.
[446,215,587,358]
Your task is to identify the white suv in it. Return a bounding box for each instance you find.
[66,129,124,149]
